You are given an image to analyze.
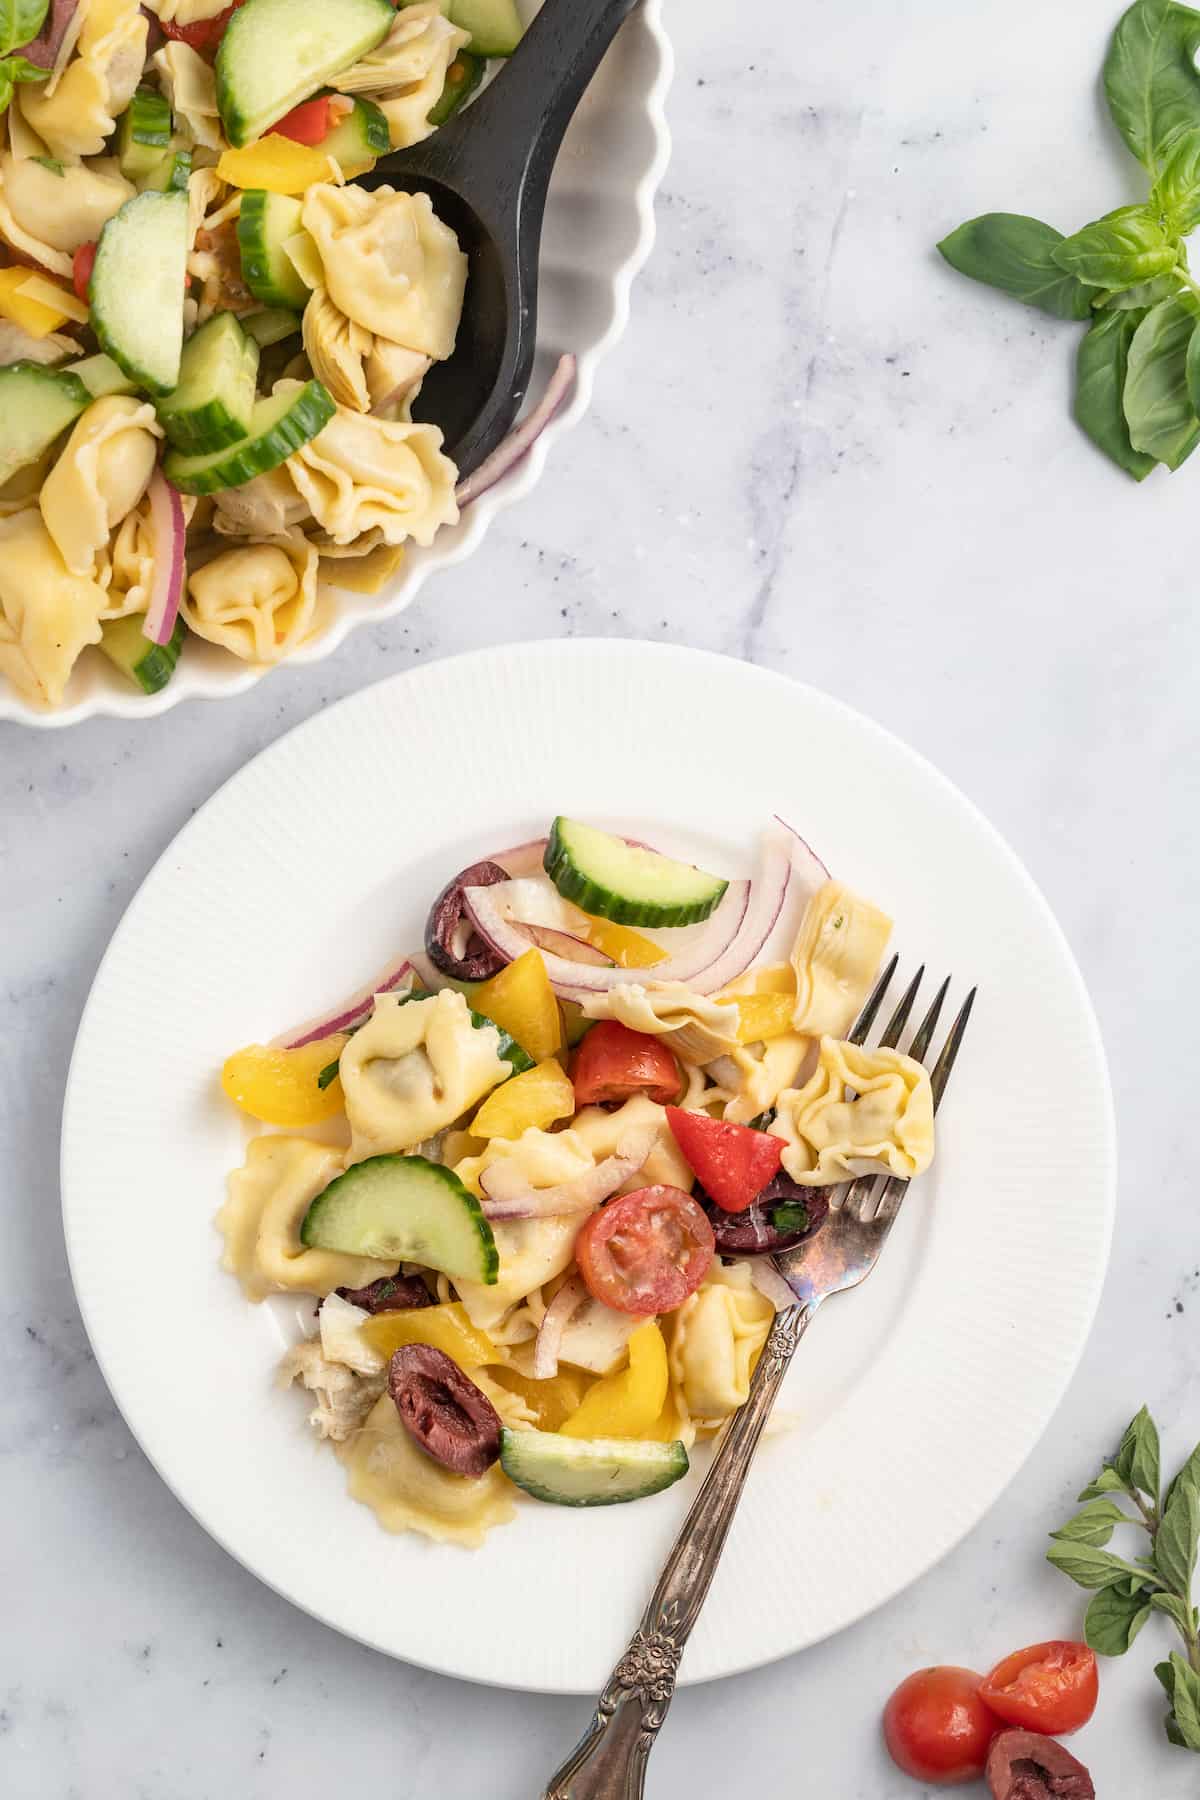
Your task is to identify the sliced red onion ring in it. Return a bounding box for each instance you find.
[143,471,185,646]
[531,1275,587,1380]
[478,1127,657,1222]
[748,1260,798,1312]
[773,815,829,885]
[519,923,614,967]
[455,354,577,509]
[276,957,415,1050]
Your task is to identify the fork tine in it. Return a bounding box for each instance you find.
[906,974,950,1065]
[929,986,976,1110]
[847,954,898,1046]
[877,965,924,1048]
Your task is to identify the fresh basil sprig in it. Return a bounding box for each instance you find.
[1049,1406,1200,1751]
[937,0,1200,480]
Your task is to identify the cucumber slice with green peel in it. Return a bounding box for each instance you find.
[322,94,389,168]
[157,312,260,453]
[0,362,90,483]
[499,1429,690,1506]
[237,190,311,310]
[141,145,193,193]
[67,353,137,398]
[215,0,394,148]
[117,88,172,181]
[163,379,335,494]
[544,818,730,927]
[242,307,300,348]
[99,612,186,695]
[427,49,484,128]
[450,0,522,56]
[90,189,189,396]
[300,1154,499,1284]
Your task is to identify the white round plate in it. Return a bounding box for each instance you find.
[62,640,1115,1691]
[5,6,672,729]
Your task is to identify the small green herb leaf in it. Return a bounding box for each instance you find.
[1156,1477,1200,1594]
[1151,1590,1196,1633]
[1166,1652,1200,1750]
[1078,1465,1129,1501]
[1084,1582,1152,1654]
[937,214,1095,320]
[1124,296,1200,467]
[1166,1443,1200,1513]
[1098,273,1179,309]
[1045,1539,1159,1590]
[1152,124,1200,230]
[768,1201,810,1234]
[1076,309,1160,479]
[31,153,63,175]
[316,1057,340,1091]
[1052,1495,1133,1546]
[1105,0,1200,175]
[0,0,48,55]
[1054,208,1177,290]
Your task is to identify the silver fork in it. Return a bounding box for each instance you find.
[541,959,976,1800]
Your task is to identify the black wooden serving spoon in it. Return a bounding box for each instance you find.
[356,0,642,477]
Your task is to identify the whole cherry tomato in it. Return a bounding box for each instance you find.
[883,1665,997,1785]
[571,1020,680,1106]
[979,1641,1098,1737]
[574,1185,714,1315]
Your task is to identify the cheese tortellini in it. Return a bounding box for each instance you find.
[454,1127,599,1331]
[217,1135,393,1300]
[790,881,893,1038]
[668,1262,775,1429]
[182,534,321,663]
[338,1392,516,1546]
[341,990,510,1163]
[301,184,468,359]
[39,397,162,578]
[581,982,741,1065]
[97,489,197,621]
[19,0,147,160]
[569,1095,695,1192]
[283,394,459,548]
[0,511,105,706]
[0,153,132,277]
[704,1033,813,1126]
[334,2,469,149]
[774,1037,935,1186]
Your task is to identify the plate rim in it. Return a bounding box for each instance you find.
[60,638,1117,1691]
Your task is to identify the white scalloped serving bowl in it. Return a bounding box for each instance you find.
[2,2,673,729]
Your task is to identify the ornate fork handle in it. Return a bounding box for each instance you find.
[542,1300,815,1800]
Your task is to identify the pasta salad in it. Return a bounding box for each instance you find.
[0,0,525,708]
[216,819,937,1546]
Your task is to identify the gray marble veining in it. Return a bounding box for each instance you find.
[4,0,1200,1791]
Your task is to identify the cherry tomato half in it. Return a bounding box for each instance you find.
[270,95,333,145]
[160,0,246,53]
[883,1666,997,1786]
[571,1021,680,1106]
[72,241,96,304]
[979,1641,1098,1737]
[665,1106,784,1212]
[574,1185,714,1316]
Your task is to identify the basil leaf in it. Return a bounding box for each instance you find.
[1152,125,1200,230]
[1156,1477,1200,1593]
[316,1057,340,1091]
[1166,1651,1200,1750]
[1105,0,1200,175]
[1076,310,1160,479]
[0,0,47,54]
[1052,1495,1132,1547]
[1084,1583,1152,1654]
[937,213,1095,320]
[1124,296,1200,466]
[1078,1466,1129,1501]
[1053,208,1178,290]
[1045,1539,1159,1590]
[1098,273,1179,308]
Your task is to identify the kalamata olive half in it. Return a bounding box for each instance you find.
[986,1730,1095,1800]
[424,859,511,980]
[699,1172,829,1255]
[334,1272,433,1314]
[388,1344,502,1476]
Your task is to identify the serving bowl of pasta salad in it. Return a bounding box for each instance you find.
[0,0,671,723]
[61,641,1115,1689]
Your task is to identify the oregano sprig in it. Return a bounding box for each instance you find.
[1049,1406,1200,1751]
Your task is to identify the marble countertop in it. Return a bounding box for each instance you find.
[5,0,1200,1791]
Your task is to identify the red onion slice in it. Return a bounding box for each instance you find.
[478,1127,658,1222]
[455,354,577,509]
[143,471,185,646]
[276,957,415,1049]
[531,1275,587,1380]
[677,828,792,996]
[518,923,614,967]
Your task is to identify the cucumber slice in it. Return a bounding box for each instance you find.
[141,145,193,193]
[215,0,394,148]
[99,612,186,695]
[242,307,300,348]
[427,49,484,128]
[163,379,335,494]
[322,94,389,169]
[450,0,522,56]
[236,190,311,310]
[0,362,89,483]
[90,189,189,396]
[544,818,730,928]
[300,1154,499,1284]
[117,87,172,181]
[67,353,137,398]
[499,1429,690,1506]
[157,312,260,453]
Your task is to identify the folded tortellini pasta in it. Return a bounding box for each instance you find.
[773,1036,935,1187]
[217,1135,393,1300]
[39,396,162,578]
[182,533,321,663]
[580,982,741,1065]
[790,881,893,1038]
[0,153,132,277]
[151,39,225,150]
[703,1033,813,1126]
[667,1261,775,1427]
[338,1391,516,1546]
[282,391,459,548]
[569,1094,695,1192]
[98,488,197,621]
[19,0,147,160]
[341,989,510,1164]
[0,511,106,706]
[453,1126,598,1331]
[301,184,467,359]
[333,2,469,149]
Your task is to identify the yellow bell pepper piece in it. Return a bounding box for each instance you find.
[220,1032,348,1125]
[733,992,798,1044]
[470,1057,575,1139]
[560,1321,669,1439]
[470,947,561,1061]
[0,266,73,337]
[360,1302,500,1371]
[217,135,336,195]
[720,962,796,998]
[486,1366,588,1432]
[578,917,666,969]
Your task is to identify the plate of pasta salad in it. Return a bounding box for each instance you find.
[0,0,671,724]
[61,639,1116,1689]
